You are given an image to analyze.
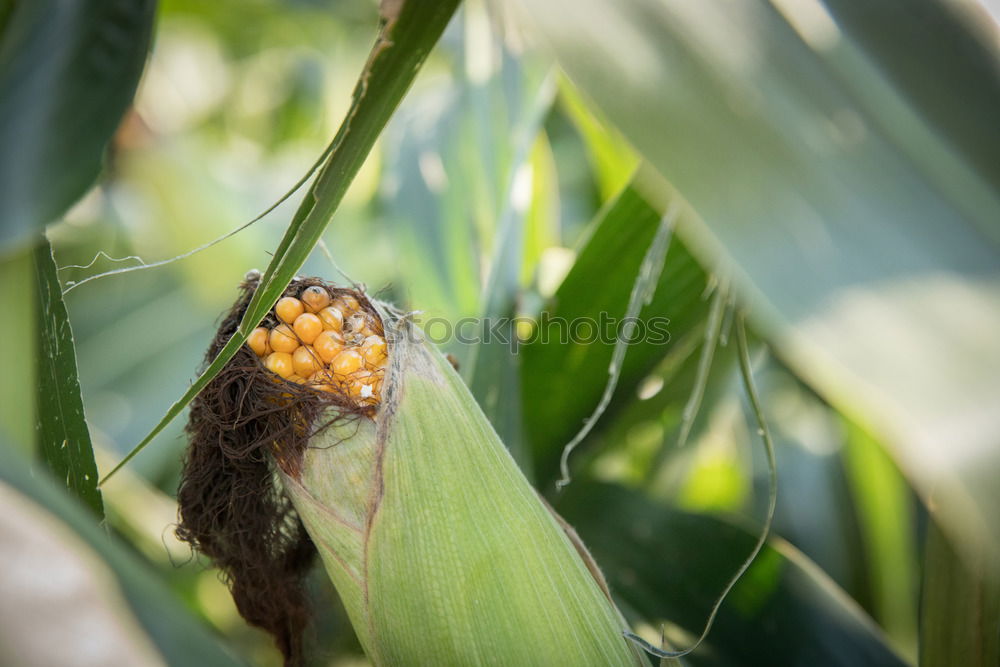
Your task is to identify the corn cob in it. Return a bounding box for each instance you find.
[178,276,643,666]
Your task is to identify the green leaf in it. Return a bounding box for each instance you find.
[521,180,712,484]
[33,236,103,517]
[507,0,1000,555]
[842,421,918,659]
[0,0,155,254]
[0,247,35,455]
[920,520,1000,667]
[464,69,556,474]
[102,0,461,484]
[559,481,907,667]
[0,444,244,667]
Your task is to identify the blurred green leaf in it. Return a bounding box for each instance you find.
[465,72,556,473]
[102,0,461,483]
[557,78,638,201]
[0,444,244,666]
[0,247,35,455]
[920,520,1000,667]
[0,0,155,254]
[507,0,1000,557]
[521,181,712,485]
[819,0,1000,188]
[560,481,906,667]
[842,421,918,659]
[34,236,103,517]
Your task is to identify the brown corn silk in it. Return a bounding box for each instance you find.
[176,276,382,665]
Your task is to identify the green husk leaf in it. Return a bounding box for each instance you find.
[282,311,644,665]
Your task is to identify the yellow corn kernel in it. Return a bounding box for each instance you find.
[269,324,299,354]
[360,335,387,366]
[247,327,270,357]
[264,352,294,379]
[293,313,323,345]
[308,369,336,393]
[318,306,345,332]
[330,349,364,378]
[287,374,305,384]
[275,297,305,324]
[292,345,323,378]
[301,286,332,313]
[313,330,344,363]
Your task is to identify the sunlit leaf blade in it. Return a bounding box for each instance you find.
[521,181,712,485]
[0,0,155,254]
[33,237,102,517]
[559,481,906,667]
[101,0,461,484]
[841,421,918,658]
[507,0,1000,552]
[0,444,244,666]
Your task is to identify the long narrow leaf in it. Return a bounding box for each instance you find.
[101,0,461,484]
[34,236,103,517]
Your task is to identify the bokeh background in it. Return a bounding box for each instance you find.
[10,0,997,664]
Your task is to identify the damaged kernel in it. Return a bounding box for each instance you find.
[301,285,332,313]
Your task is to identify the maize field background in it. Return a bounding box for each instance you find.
[1,0,998,665]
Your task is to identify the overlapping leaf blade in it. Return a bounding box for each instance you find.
[506,0,1000,555]
[521,182,714,484]
[559,481,906,667]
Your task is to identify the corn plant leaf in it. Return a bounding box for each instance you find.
[102,0,461,483]
[0,247,35,456]
[380,28,555,471]
[507,0,1000,554]
[560,481,906,667]
[464,70,556,474]
[0,0,155,255]
[920,520,1000,667]
[0,444,244,666]
[34,237,103,517]
[521,180,713,485]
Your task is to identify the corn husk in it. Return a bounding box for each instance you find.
[281,311,643,665]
